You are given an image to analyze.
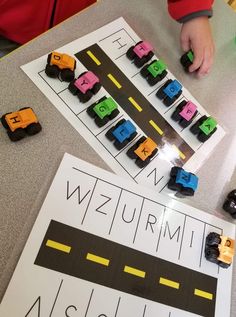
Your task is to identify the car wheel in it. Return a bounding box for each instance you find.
[206,232,221,246]
[105,126,116,141]
[205,246,219,263]
[95,116,109,127]
[134,56,146,68]
[223,199,236,217]
[179,119,192,128]
[190,121,201,135]
[227,189,236,200]
[114,139,128,150]
[180,187,194,196]
[170,166,181,177]
[19,107,30,111]
[218,261,230,269]
[47,53,52,64]
[60,69,75,82]
[86,104,96,118]
[91,82,102,94]
[78,90,93,103]
[156,80,171,99]
[147,75,160,86]
[140,65,149,78]
[171,109,182,122]
[109,108,120,120]
[136,157,150,168]
[26,122,42,135]
[127,145,138,159]
[136,136,147,147]
[128,131,138,142]
[149,148,158,159]
[146,51,154,61]
[126,46,135,60]
[167,177,182,191]
[45,64,60,78]
[1,113,11,129]
[7,128,26,141]
[68,80,78,95]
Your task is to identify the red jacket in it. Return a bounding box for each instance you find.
[168,0,214,22]
[0,0,96,44]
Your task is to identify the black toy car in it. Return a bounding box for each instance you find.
[223,190,236,219]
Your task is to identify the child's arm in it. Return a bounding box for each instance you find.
[168,0,215,77]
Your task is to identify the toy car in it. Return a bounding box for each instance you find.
[171,100,198,128]
[223,190,236,219]
[1,107,42,141]
[87,96,120,127]
[167,166,198,196]
[68,71,101,103]
[105,119,137,150]
[127,136,158,168]
[45,51,76,82]
[140,59,167,86]
[126,41,154,68]
[205,232,235,269]
[156,79,182,106]
[180,50,194,72]
[190,115,217,142]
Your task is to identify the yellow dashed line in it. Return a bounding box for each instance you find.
[194,289,213,300]
[86,50,101,65]
[172,144,186,160]
[86,253,110,266]
[159,277,180,289]
[124,265,146,278]
[46,239,71,253]
[128,97,143,112]
[149,120,164,136]
[107,74,122,88]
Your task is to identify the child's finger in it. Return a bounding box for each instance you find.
[197,50,213,77]
[180,36,191,52]
[188,48,203,72]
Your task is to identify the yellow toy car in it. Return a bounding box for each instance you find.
[127,136,158,168]
[45,51,76,82]
[1,107,42,141]
[205,232,235,268]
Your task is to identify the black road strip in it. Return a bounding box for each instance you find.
[75,44,195,166]
[35,220,217,317]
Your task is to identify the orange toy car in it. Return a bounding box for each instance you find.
[1,107,42,141]
[45,51,76,82]
[205,232,235,269]
[127,136,158,168]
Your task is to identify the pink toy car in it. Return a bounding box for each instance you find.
[68,71,102,103]
[171,100,198,128]
[126,40,154,68]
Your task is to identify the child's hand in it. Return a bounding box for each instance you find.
[180,16,215,77]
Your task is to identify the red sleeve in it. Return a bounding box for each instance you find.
[168,0,214,21]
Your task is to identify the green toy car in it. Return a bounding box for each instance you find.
[87,96,120,127]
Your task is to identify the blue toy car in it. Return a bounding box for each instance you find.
[105,119,137,150]
[156,79,182,106]
[167,166,198,196]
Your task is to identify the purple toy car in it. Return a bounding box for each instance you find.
[126,40,154,68]
[171,100,198,128]
[68,71,102,103]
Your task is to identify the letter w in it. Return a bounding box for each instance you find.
[66,181,90,204]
